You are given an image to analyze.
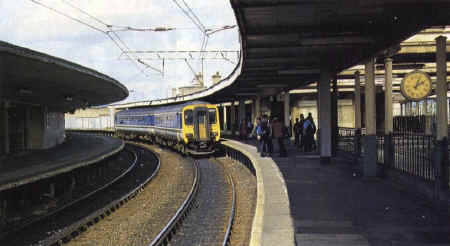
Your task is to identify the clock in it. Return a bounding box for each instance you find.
[400,71,432,101]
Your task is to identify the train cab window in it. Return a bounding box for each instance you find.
[198,111,206,124]
[208,109,216,124]
[184,110,193,125]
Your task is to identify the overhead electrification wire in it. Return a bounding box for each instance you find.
[31,0,237,81]
[61,0,110,27]
[29,0,161,75]
[171,0,206,35]
[29,0,106,33]
[181,0,207,33]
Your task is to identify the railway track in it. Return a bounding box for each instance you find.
[151,158,236,246]
[3,136,247,245]
[0,143,160,246]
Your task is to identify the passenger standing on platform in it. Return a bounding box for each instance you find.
[272,117,287,157]
[255,117,262,152]
[267,116,273,156]
[260,115,271,157]
[303,113,316,152]
[247,119,253,139]
[293,118,301,147]
[298,114,305,150]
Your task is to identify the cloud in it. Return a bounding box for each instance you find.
[0,0,239,102]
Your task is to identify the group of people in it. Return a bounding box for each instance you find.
[251,115,290,157]
[236,113,317,157]
[293,113,317,152]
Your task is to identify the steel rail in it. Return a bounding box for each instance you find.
[0,146,137,240]
[222,172,236,246]
[41,143,161,245]
[149,159,199,246]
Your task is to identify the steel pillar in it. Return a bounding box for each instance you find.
[384,57,393,134]
[435,36,449,191]
[331,78,338,157]
[354,71,361,129]
[284,92,290,128]
[230,101,236,135]
[384,57,394,167]
[223,105,228,131]
[239,99,246,124]
[319,69,332,163]
[363,58,377,177]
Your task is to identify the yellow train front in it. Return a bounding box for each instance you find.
[115,101,220,155]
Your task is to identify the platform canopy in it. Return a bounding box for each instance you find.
[0,41,128,112]
[203,0,450,101]
[110,0,450,109]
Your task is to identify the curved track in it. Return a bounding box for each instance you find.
[152,158,236,246]
[0,143,160,246]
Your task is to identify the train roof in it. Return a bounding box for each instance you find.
[116,100,213,116]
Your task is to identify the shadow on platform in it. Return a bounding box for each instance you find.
[229,137,450,246]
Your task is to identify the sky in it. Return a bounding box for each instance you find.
[0,0,240,103]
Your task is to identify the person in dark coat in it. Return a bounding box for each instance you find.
[266,116,273,156]
[272,117,287,157]
[259,115,271,157]
[303,113,316,152]
[293,118,301,147]
[298,114,305,150]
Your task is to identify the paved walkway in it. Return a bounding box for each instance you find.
[228,137,450,246]
[0,134,124,191]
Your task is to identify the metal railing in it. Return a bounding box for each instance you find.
[337,127,437,182]
[390,132,434,181]
[393,115,427,133]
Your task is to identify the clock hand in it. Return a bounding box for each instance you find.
[414,80,422,89]
[417,81,424,88]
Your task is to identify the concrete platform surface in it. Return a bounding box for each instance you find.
[0,134,124,191]
[232,138,450,246]
[221,139,296,246]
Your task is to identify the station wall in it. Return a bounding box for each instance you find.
[0,104,65,156]
[42,111,65,149]
[65,107,115,130]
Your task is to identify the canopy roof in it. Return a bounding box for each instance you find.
[0,41,128,111]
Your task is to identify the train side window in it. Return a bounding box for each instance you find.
[184,110,193,125]
[209,109,216,124]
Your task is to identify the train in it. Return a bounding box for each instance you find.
[114,101,221,155]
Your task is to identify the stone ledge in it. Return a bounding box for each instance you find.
[221,139,295,246]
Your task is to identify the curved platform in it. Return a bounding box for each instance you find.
[0,135,124,191]
[221,139,295,246]
[222,139,450,246]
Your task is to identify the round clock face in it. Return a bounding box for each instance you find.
[400,71,432,101]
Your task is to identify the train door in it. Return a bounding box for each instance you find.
[194,107,209,141]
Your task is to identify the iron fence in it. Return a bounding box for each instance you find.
[393,115,427,133]
[390,132,435,181]
[337,127,436,182]
[376,135,384,164]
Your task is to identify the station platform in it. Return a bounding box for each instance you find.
[223,138,450,246]
[0,134,124,192]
